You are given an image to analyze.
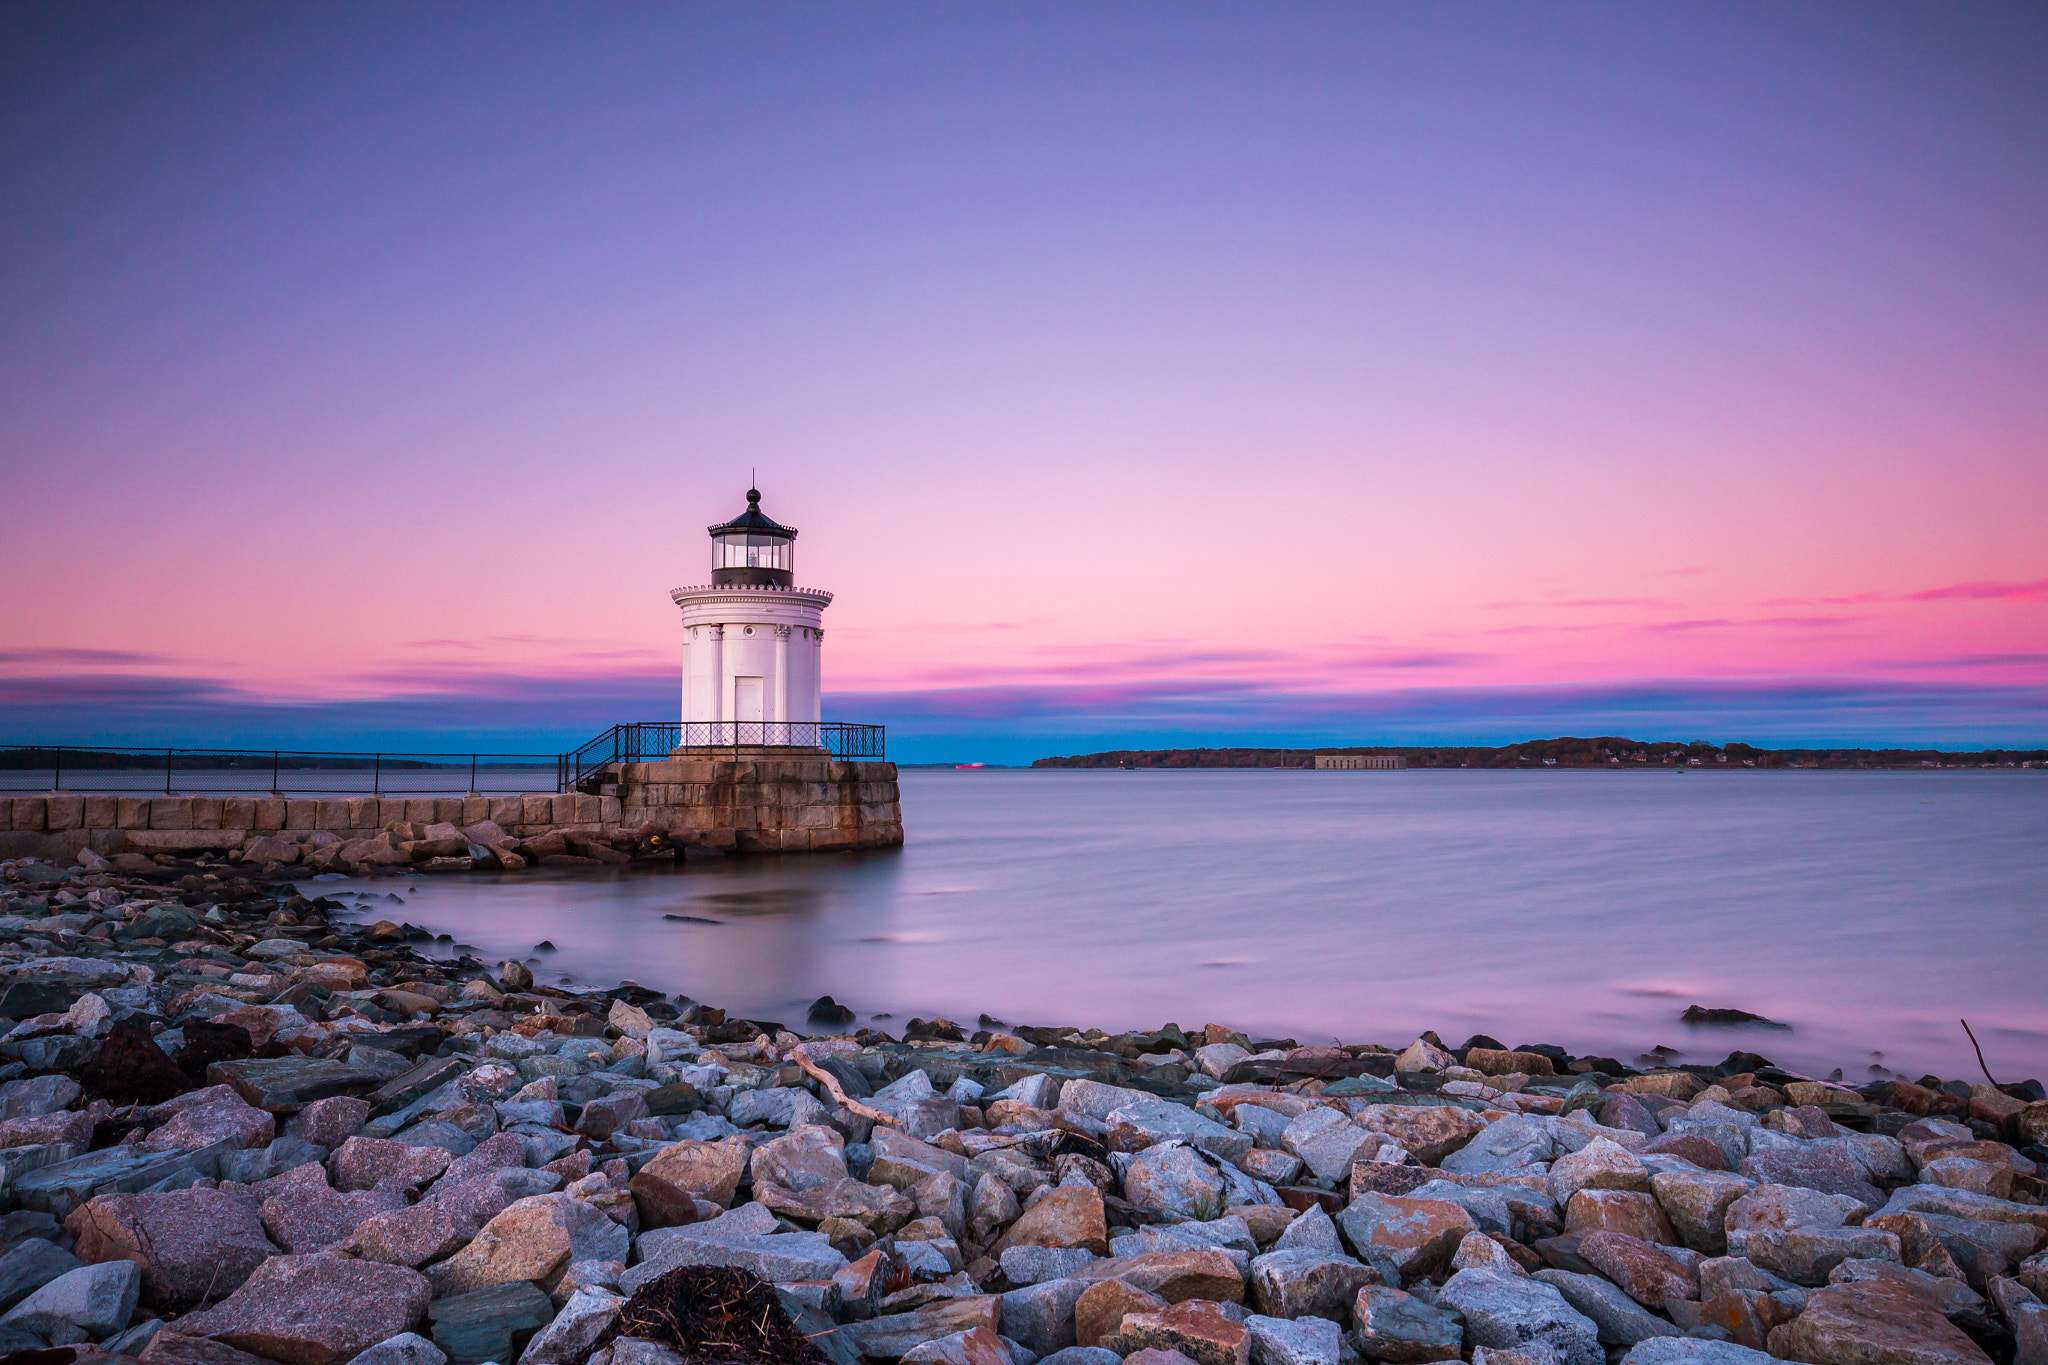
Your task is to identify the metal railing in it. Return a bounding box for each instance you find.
[6,723,887,797]
[0,745,560,796]
[558,721,887,790]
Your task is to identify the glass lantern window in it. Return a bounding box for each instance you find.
[715,534,792,572]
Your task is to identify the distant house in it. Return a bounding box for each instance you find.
[1315,754,1405,770]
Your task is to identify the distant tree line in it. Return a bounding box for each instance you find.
[1031,737,2048,770]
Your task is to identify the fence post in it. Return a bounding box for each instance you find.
[373,753,381,794]
[165,749,173,795]
[52,748,60,793]
[470,755,477,793]
[272,751,280,794]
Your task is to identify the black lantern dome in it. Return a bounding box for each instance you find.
[708,488,797,587]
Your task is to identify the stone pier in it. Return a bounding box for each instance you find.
[604,755,902,853]
[0,756,902,862]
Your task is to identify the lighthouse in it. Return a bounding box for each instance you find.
[670,488,834,749]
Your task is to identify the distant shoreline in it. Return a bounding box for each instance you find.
[1032,734,2048,770]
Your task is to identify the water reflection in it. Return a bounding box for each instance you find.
[322,770,2048,1082]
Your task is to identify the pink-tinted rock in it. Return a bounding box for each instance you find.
[139,1096,276,1153]
[1737,1145,1882,1209]
[350,1170,550,1267]
[1104,1300,1251,1365]
[1639,1133,1730,1171]
[171,1254,431,1365]
[1576,1231,1698,1309]
[992,1185,1110,1257]
[1564,1190,1680,1245]
[255,1163,408,1253]
[1768,1277,1992,1365]
[432,1130,530,1188]
[282,1097,370,1150]
[65,1186,278,1309]
[0,1109,95,1149]
[328,1136,451,1192]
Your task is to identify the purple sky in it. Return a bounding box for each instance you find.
[2,4,2044,763]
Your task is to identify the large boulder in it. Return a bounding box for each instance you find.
[426,1193,629,1296]
[66,1185,279,1309]
[1246,1250,1378,1320]
[1279,1110,1379,1183]
[156,1255,432,1365]
[993,1185,1111,1257]
[1103,1300,1251,1365]
[1436,1268,1601,1365]
[1350,1284,1464,1363]
[1122,1144,1228,1221]
[0,1260,140,1343]
[1353,1106,1488,1168]
[1767,1278,1992,1365]
[1441,1117,1556,1175]
[256,1164,410,1254]
[635,1138,751,1206]
[1337,1194,1477,1285]
[748,1127,848,1193]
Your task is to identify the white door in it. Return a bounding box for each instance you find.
[734,676,764,725]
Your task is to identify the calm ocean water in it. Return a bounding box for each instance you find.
[329,769,2048,1085]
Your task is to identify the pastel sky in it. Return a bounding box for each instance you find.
[3,4,2044,763]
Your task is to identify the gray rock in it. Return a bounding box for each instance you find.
[1234,1106,1292,1150]
[622,1230,847,1291]
[1351,1283,1463,1363]
[1530,1270,1683,1346]
[1436,1268,1599,1365]
[345,1332,451,1365]
[1001,1246,1098,1286]
[1038,1349,1122,1365]
[519,1287,622,1365]
[1249,1250,1380,1320]
[1280,1109,1380,1183]
[1058,1080,1154,1120]
[1247,1314,1341,1365]
[1109,1100,1254,1165]
[0,1237,82,1312]
[102,1316,166,1357]
[1272,1206,1342,1256]
[427,1281,555,1365]
[0,1259,139,1343]
[1722,1183,1863,1257]
[9,1142,228,1218]
[999,1277,1086,1356]
[1118,1143,1226,1221]
[0,1326,45,1358]
[1618,1341,1775,1365]
[1440,1117,1556,1176]
[216,1137,331,1186]
[1647,1170,1753,1256]
[1741,1225,1901,1286]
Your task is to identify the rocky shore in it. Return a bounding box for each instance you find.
[0,851,2043,1365]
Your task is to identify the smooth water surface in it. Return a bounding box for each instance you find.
[329,770,2048,1083]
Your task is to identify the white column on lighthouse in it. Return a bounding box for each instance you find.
[684,626,700,724]
[707,625,724,724]
[773,625,791,727]
[812,628,824,723]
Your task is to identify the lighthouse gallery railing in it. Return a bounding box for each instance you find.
[558,721,886,790]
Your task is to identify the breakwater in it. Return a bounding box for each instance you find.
[0,757,902,867]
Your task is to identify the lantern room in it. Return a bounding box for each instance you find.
[708,488,796,587]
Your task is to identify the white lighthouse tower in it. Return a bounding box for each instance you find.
[670,488,833,750]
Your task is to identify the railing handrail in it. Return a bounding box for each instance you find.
[4,723,886,796]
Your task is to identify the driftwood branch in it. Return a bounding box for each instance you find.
[791,1043,897,1127]
[1960,1018,2000,1089]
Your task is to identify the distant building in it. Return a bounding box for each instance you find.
[1315,754,1405,770]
